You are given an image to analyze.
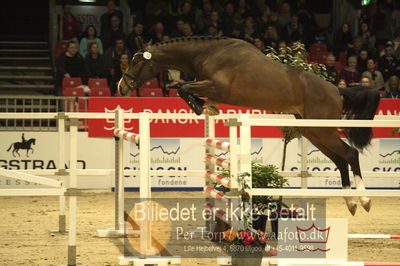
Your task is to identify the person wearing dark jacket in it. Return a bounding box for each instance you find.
[56,41,86,94]
[101,15,125,50]
[379,44,400,81]
[100,0,123,36]
[84,43,108,79]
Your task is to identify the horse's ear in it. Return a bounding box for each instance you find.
[146,40,153,49]
[138,37,146,52]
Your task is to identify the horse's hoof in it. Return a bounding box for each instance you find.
[345,198,357,216]
[202,105,220,116]
[360,197,371,212]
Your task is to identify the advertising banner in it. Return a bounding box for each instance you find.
[88,98,400,138]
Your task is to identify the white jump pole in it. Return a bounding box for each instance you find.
[226,118,244,230]
[116,108,125,231]
[67,118,79,266]
[239,115,251,184]
[300,137,308,189]
[58,113,66,233]
[139,112,152,255]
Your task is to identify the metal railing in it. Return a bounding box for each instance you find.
[0,96,89,131]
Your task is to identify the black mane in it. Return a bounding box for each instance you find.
[154,36,229,46]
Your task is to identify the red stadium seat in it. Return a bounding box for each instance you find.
[115,90,137,97]
[309,44,328,53]
[168,88,179,97]
[62,87,86,114]
[140,88,163,97]
[55,41,69,58]
[62,86,85,97]
[141,79,159,89]
[334,61,343,73]
[62,77,82,89]
[309,51,330,64]
[339,51,347,66]
[90,87,111,97]
[88,78,108,88]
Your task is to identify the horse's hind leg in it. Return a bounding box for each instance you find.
[345,147,371,212]
[300,128,358,215]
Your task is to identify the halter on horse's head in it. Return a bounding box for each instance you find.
[118,41,155,96]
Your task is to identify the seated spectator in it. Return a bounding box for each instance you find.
[209,11,223,34]
[222,2,236,28]
[170,19,185,38]
[358,22,376,50]
[56,41,86,94]
[277,2,291,29]
[84,43,108,79]
[253,38,266,53]
[392,28,400,60]
[126,23,146,54]
[325,54,338,84]
[276,41,289,60]
[256,7,270,34]
[79,25,104,57]
[100,0,123,37]
[382,75,400,98]
[178,1,196,28]
[333,23,353,58]
[225,13,244,38]
[111,53,130,95]
[237,0,252,19]
[206,25,222,37]
[362,58,384,90]
[148,22,165,44]
[182,23,194,37]
[195,1,213,33]
[144,0,168,27]
[347,37,366,58]
[357,49,369,73]
[337,79,347,89]
[106,38,131,69]
[268,13,283,36]
[340,56,361,87]
[283,14,304,43]
[379,43,400,81]
[101,14,125,50]
[61,3,81,42]
[162,69,195,96]
[263,25,280,49]
[360,76,372,87]
[240,17,259,42]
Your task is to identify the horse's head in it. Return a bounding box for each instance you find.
[31,138,36,145]
[118,43,156,96]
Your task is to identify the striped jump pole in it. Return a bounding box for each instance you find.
[348,234,400,239]
[204,170,231,188]
[205,138,230,152]
[364,263,400,266]
[114,128,140,144]
[205,154,231,169]
[204,202,231,224]
[204,186,231,204]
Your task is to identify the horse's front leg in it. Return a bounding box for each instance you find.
[178,80,219,115]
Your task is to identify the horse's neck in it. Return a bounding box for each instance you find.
[152,43,202,73]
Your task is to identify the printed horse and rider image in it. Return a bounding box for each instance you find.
[6,133,36,157]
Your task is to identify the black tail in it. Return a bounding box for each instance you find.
[339,86,380,150]
[6,143,13,152]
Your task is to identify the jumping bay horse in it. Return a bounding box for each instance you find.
[118,36,380,215]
